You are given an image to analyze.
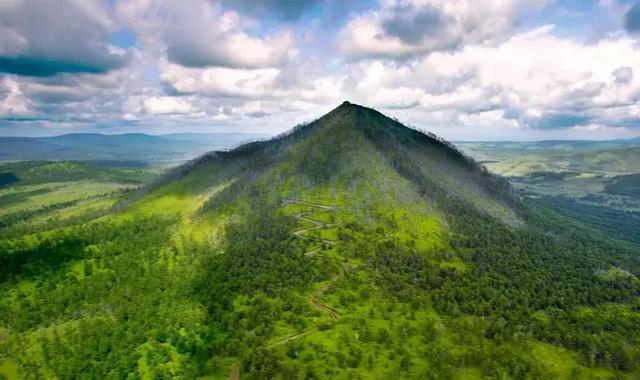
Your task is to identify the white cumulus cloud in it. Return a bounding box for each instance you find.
[143,96,196,114]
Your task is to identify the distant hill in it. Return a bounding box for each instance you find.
[605,173,640,199]
[0,132,266,163]
[458,137,640,153]
[459,138,640,176]
[0,160,156,188]
[161,132,266,142]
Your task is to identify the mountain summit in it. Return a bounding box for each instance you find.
[124,102,637,378]
[154,101,519,225]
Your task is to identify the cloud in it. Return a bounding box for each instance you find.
[0,77,30,117]
[164,6,294,68]
[0,49,150,127]
[231,101,274,118]
[143,96,197,114]
[612,66,634,85]
[3,0,639,140]
[160,63,283,98]
[117,0,295,69]
[109,0,349,129]
[339,0,547,59]
[343,25,640,133]
[167,29,294,69]
[0,0,129,77]
[625,1,640,33]
[381,3,451,45]
[159,59,344,103]
[151,18,640,134]
[220,0,323,21]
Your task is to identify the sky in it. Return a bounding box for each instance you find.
[1,0,640,140]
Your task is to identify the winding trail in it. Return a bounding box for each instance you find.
[229,198,344,379]
[291,209,336,256]
[269,199,343,345]
[229,363,240,380]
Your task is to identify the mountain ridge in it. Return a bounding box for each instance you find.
[143,101,520,229]
[0,132,265,162]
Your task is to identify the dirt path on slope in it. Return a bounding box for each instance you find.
[308,271,343,321]
[285,198,339,210]
[269,199,343,346]
[229,363,240,380]
[265,268,345,348]
[229,199,344,379]
[291,210,337,256]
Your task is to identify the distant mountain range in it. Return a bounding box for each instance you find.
[0,132,267,163]
[458,137,640,153]
[2,131,638,164]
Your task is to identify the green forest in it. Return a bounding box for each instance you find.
[1,103,640,379]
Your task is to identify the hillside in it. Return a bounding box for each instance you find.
[458,139,640,239]
[0,161,155,187]
[606,173,640,199]
[0,161,160,241]
[2,102,640,379]
[152,101,519,222]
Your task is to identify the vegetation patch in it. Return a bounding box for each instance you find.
[605,173,640,198]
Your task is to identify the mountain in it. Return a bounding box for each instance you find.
[149,101,520,223]
[2,102,640,379]
[0,132,265,163]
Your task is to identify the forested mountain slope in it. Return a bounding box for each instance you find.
[1,102,639,379]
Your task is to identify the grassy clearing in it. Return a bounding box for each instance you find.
[0,181,131,216]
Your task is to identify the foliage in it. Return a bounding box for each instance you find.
[605,174,640,199]
[0,173,18,187]
[541,195,640,243]
[0,161,156,186]
[1,103,640,379]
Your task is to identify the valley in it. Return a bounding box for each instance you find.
[0,133,266,164]
[459,140,640,210]
[459,140,640,243]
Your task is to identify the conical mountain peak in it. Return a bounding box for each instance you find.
[153,102,518,225]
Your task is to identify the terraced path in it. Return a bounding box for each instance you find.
[291,209,336,256]
[270,199,343,344]
[229,198,343,379]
